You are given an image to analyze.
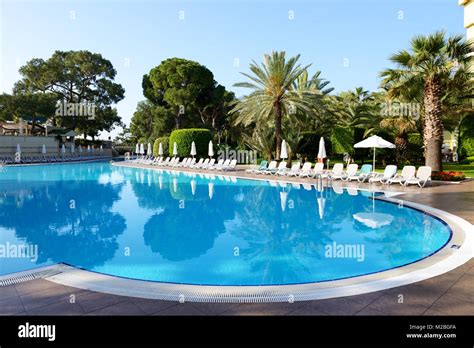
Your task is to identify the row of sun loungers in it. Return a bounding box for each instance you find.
[129,156,238,171]
[0,154,109,165]
[247,161,432,188]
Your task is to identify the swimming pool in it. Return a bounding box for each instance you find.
[0,162,452,286]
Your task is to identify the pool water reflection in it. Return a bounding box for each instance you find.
[0,162,451,285]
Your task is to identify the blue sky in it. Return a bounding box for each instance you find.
[0,0,466,138]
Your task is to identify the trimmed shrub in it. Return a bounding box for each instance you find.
[168,128,212,158]
[153,136,169,157]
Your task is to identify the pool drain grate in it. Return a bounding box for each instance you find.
[0,268,63,287]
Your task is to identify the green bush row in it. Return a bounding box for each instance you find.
[168,128,212,157]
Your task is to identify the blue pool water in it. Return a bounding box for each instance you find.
[0,162,451,285]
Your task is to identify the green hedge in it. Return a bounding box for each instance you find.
[153,136,169,157]
[168,128,212,158]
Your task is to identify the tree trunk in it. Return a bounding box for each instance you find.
[423,77,444,171]
[175,114,181,129]
[395,133,408,165]
[274,101,282,160]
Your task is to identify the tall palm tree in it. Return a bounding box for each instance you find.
[232,51,322,159]
[380,31,472,171]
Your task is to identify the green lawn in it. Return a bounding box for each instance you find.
[443,164,474,178]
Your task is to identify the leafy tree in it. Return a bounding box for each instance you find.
[232,51,324,159]
[380,31,473,171]
[0,93,56,132]
[14,50,125,138]
[130,100,174,143]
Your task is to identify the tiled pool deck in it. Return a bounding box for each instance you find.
[1,163,473,316]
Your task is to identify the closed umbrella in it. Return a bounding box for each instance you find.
[100,145,103,153]
[173,142,178,157]
[87,145,91,153]
[354,135,395,170]
[190,141,196,158]
[41,144,47,155]
[61,144,66,154]
[208,140,214,158]
[280,140,288,160]
[158,143,163,156]
[147,143,152,156]
[317,137,327,163]
[16,144,21,154]
[139,143,145,155]
[79,145,83,153]
[71,144,75,153]
[135,143,139,155]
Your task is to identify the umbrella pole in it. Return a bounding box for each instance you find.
[373,147,376,172]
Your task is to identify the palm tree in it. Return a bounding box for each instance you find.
[232,51,322,159]
[380,31,472,171]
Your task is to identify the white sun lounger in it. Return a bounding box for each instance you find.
[340,164,359,181]
[297,162,314,178]
[321,163,344,180]
[403,166,432,188]
[368,165,397,184]
[192,158,204,168]
[267,161,287,175]
[278,162,300,176]
[387,165,416,185]
[209,159,225,170]
[221,159,237,171]
[257,160,277,174]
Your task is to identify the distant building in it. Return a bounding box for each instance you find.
[459,0,473,41]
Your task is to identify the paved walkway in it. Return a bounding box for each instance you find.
[1,164,473,315]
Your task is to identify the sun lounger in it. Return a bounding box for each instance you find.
[266,161,287,175]
[221,159,237,171]
[345,164,372,182]
[387,165,416,185]
[215,159,231,170]
[278,162,300,176]
[320,163,344,180]
[256,160,277,174]
[403,166,432,188]
[368,165,398,184]
[209,159,224,170]
[204,158,216,169]
[192,158,204,168]
[246,160,268,174]
[340,164,358,181]
[298,162,314,178]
